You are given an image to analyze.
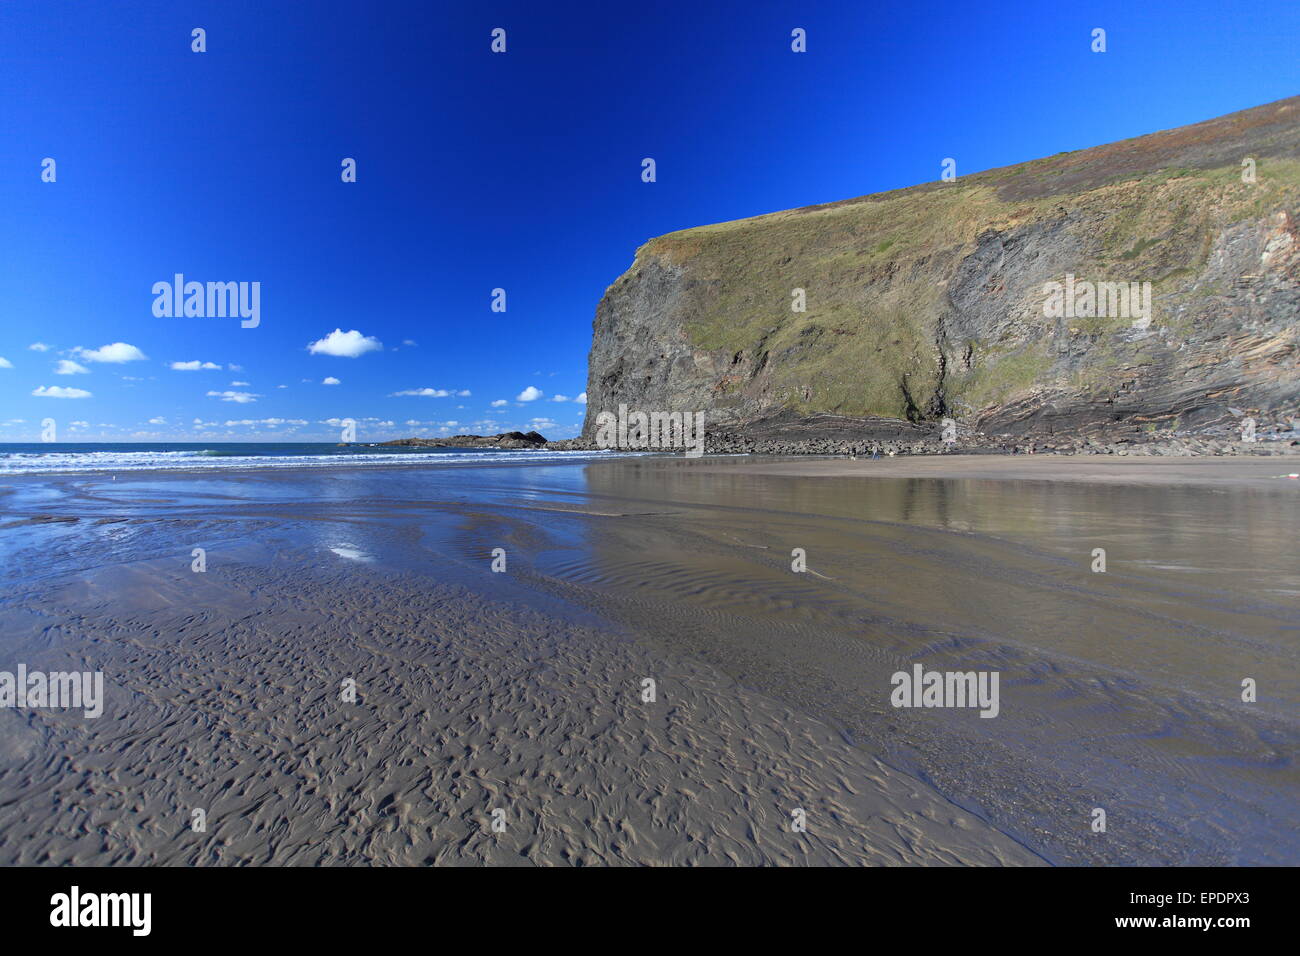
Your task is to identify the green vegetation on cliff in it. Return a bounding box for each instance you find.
[586,97,1300,437]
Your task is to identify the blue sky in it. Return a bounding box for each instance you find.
[1,0,1297,442]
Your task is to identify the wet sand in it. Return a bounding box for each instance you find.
[0,553,1038,866]
[0,454,1295,865]
[687,453,1300,486]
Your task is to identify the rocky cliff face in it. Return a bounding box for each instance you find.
[583,97,1299,442]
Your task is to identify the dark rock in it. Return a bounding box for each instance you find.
[379,431,548,450]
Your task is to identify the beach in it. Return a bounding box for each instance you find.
[0,453,1296,865]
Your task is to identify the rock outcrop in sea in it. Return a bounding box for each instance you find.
[381,431,548,450]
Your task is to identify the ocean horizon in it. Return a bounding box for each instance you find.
[0,441,650,475]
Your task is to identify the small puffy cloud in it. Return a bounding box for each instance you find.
[206,390,258,404]
[456,389,471,397]
[228,364,243,372]
[402,339,417,347]
[552,394,569,402]
[0,357,12,369]
[307,328,382,357]
[231,380,250,387]
[28,342,51,352]
[391,387,450,397]
[33,385,92,399]
[74,342,147,363]
[276,384,288,389]
[490,399,508,407]
[576,392,587,404]
[516,386,543,402]
[148,417,167,425]
[54,359,89,375]
[322,376,341,385]
[170,360,221,371]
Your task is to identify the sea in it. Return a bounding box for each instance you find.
[0,442,643,475]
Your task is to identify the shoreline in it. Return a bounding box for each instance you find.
[3,448,1299,484]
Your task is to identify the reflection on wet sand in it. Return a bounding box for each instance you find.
[509,458,1299,864]
[0,455,1295,865]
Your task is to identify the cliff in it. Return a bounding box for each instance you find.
[582,97,1300,443]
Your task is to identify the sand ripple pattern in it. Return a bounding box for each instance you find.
[0,558,1040,866]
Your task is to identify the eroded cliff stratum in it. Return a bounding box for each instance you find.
[582,97,1299,441]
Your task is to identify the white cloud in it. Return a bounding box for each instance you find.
[276,384,288,389]
[307,328,382,357]
[54,359,89,375]
[231,380,250,387]
[206,390,258,404]
[552,394,569,402]
[148,417,167,425]
[402,339,417,347]
[457,389,471,396]
[516,386,543,402]
[28,342,50,352]
[170,360,221,371]
[576,392,587,404]
[322,376,341,385]
[0,357,12,369]
[490,399,508,407]
[32,385,92,399]
[74,342,147,363]
[391,387,450,397]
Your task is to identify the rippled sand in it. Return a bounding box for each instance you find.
[0,454,1295,865]
[0,555,1038,865]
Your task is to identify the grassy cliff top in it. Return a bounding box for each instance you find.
[609,97,1299,424]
